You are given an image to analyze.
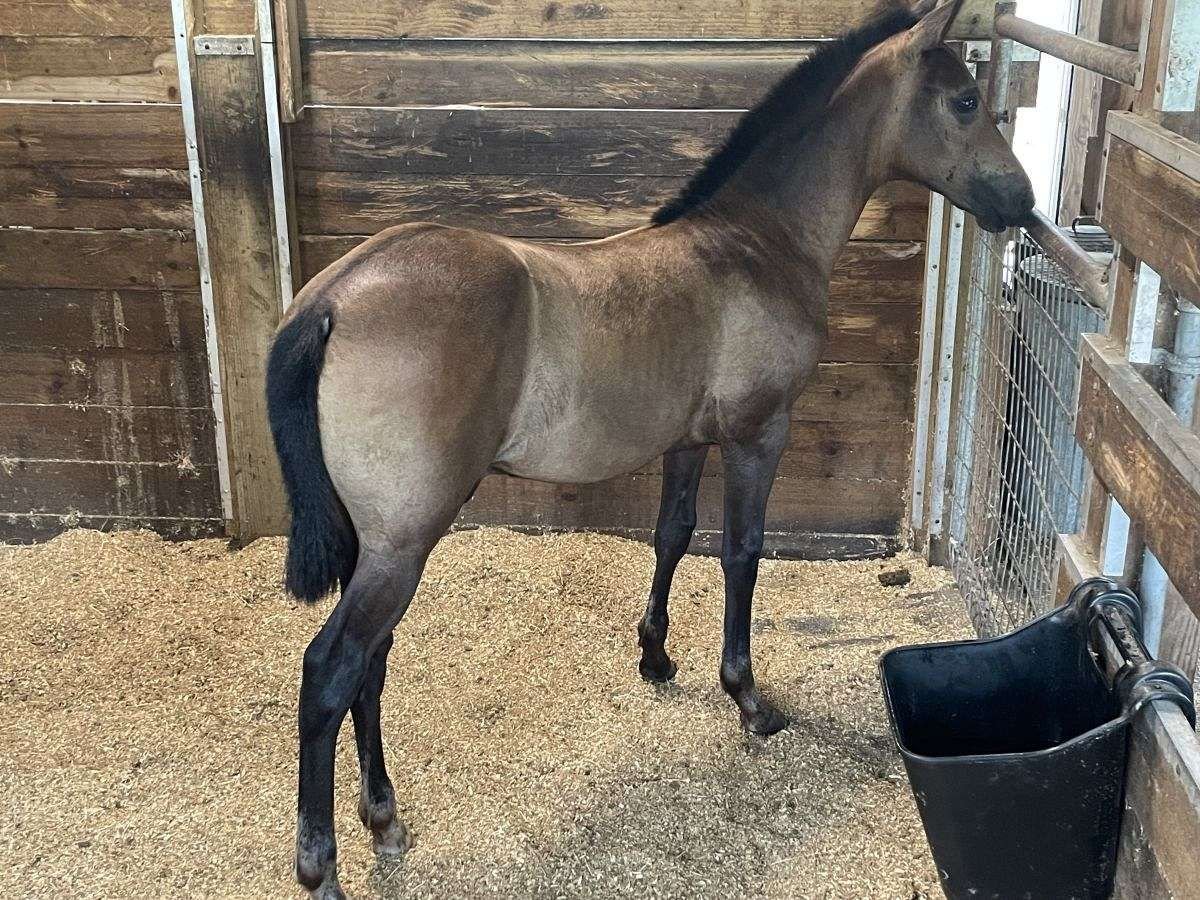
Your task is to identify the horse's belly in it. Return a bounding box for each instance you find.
[494,400,691,484]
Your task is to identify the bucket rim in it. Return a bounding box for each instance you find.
[878,601,1132,764]
[879,667,1131,765]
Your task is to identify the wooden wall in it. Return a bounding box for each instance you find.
[0,4,223,541]
[290,6,931,557]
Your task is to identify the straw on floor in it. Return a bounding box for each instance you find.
[0,527,966,899]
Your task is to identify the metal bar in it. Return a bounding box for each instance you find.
[256,0,295,310]
[1023,209,1111,314]
[988,6,1016,140]
[910,193,948,535]
[170,0,235,525]
[995,10,1142,85]
[929,206,967,538]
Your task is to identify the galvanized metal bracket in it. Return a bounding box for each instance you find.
[194,35,255,56]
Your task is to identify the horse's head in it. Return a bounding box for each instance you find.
[883,0,1035,232]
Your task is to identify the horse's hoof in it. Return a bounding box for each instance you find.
[743,704,789,736]
[372,818,413,859]
[304,873,345,900]
[638,655,678,683]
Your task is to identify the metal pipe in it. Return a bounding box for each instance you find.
[256,0,295,311]
[169,0,235,524]
[995,10,1141,86]
[1141,298,1200,654]
[987,9,1015,142]
[1023,209,1111,315]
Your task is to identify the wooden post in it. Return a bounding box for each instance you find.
[181,0,289,539]
[272,0,303,122]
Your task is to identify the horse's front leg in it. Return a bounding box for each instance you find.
[638,445,708,682]
[718,412,790,735]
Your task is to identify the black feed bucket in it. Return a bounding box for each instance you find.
[881,578,1195,899]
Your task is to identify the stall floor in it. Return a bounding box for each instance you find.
[0,527,969,899]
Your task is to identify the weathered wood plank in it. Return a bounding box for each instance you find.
[1076,333,1200,617]
[296,0,995,40]
[0,404,217,466]
[1,348,211,408]
[0,104,187,168]
[793,363,916,423]
[291,106,738,175]
[1157,584,1200,681]
[1117,698,1200,898]
[0,229,199,291]
[0,36,178,102]
[452,522,904,561]
[295,171,929,241]
[188,36,288,538]
[461,471,906,538]
[1,0,174,37]
[298,236,923,364]
[275,0,304,121]
[1051,523,1200,900]
[0,0,246,37]
[0,459,220,520]
[0,167,193,230]
[0,512,223,543]
[0,288,206,353]
[655,418,912,483]
[1100,133,1200,302]
[304,38,812,108]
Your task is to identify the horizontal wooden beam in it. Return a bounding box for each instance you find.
[995,9,1141,85]
[1107,110,1200,183]
[0,36,179,103]
[1075,333,1200,618]
[295,0,999,41]
[295,172,929,242]
[1023,208,1110,313]
[1100,124,1200,302]
[0,103,187,168]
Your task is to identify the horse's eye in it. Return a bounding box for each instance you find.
[954,95,980,115]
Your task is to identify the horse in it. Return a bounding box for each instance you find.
[266,1,1034,895]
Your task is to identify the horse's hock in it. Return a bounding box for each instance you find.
[4,0,1200,897]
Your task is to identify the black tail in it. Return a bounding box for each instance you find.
[266,301,358,602]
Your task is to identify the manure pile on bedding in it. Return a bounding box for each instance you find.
[0,527,966,899]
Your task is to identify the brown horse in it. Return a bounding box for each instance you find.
[267,1,1033,895]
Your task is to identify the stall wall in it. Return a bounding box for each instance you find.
[0,5,223,541]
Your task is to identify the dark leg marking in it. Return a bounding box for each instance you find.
[351,633,411,858]
[296,550,427,900]
[719,413,790,736]
[638,445,708,682]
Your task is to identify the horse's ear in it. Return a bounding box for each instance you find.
[907,0,968,53]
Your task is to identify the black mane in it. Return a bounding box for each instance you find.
[652,5,921,225]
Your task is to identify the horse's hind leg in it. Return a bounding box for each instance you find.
[350,633,410,857]
[638,446,708,682]
[295,544,430,900]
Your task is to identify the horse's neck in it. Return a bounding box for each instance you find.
[711,83,890,277]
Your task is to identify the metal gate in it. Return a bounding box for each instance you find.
[946,226,1108,637]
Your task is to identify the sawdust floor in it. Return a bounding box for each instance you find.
[0,527,968,899]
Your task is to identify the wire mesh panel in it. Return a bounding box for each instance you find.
[947,227,1108,637]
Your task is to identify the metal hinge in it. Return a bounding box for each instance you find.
[194,34,254,55]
